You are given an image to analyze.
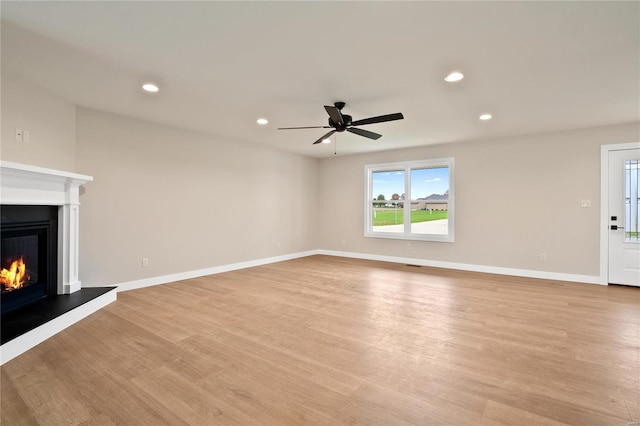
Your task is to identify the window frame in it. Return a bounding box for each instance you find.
[364,158,455,242]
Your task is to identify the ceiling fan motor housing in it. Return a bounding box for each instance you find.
[329,114,352,131]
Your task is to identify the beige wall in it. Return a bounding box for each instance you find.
[0,73,76,171]
[75,108,319,286]
[317,123,640,277]
[3,72,639,284]
[0,74,319,287]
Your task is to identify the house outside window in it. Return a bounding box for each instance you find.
[365,158,454,242]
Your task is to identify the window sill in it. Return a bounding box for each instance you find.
[364,232,455,243]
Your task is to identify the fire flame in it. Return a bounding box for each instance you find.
[1,257,28,291]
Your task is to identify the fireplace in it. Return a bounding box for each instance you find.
[0,161,117,366]
[1,205,58,314]
[0,161,93,295]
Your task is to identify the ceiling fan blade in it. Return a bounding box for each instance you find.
[278,126,332,130]
[324,105,344,125]
[351,112,404,127]
[312,130,336,145]
[347,127,382,140]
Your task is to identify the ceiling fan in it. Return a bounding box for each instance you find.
[278,102,404,145]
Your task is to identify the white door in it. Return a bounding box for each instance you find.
[608,148,640,286]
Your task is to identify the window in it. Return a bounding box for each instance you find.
[626,159,639,242]
[365,158,454,242]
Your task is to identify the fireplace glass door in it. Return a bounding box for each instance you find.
[1,206,57,314]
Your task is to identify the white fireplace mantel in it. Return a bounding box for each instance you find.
[1,161,93,294]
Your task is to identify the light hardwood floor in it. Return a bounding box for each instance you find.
[1,255,639,425]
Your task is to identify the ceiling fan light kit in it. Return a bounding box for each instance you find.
[278,102,404,145]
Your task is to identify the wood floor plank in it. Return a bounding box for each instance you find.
[194,328,365,396]
[1,255,638,425]
[479,400,571,426]
[0,369,39,426]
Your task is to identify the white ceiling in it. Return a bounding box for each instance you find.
[2,1,638,158]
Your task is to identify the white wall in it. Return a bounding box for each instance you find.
[0,72,76,171]
[75,108,318,287]
[317,123,640,278]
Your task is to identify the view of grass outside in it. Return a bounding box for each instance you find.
[369,163,452,238]
[372,208,447,226]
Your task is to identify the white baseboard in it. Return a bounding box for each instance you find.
[116,250,320,292]
[316,249,603,285]
[116,248,601,294]
[0,289,117,365]
[63,281,82,294]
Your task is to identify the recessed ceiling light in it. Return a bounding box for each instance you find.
[322,138,331,144]
[142,83,159,92]
[479,113,492,121]
[444,71,464,82]
[256,118,269,125]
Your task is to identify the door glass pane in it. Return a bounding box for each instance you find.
[410,166,449,235]
[371,170,405,233]
[626,160,639,241]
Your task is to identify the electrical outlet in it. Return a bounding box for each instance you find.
[142,258,149,268]
[539,253,547,262]
[15,128,23,142]
[22,130,30,142]
[580,199,591,208]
